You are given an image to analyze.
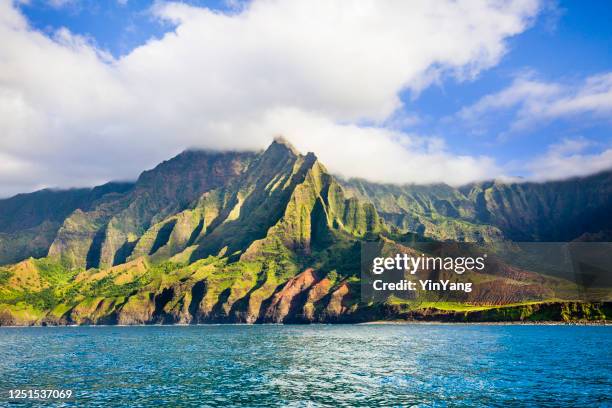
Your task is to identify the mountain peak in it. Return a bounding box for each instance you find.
[270,135,300,155]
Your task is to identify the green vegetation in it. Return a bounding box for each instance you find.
[4,288,59,311]
[88,277,142,299]
[33,258,76,286]
[341,170,612,242]
[0,139,610,325]
[0,268,11,285]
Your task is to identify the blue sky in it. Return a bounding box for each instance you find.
[1,0,611,195]
[415,0,612,163]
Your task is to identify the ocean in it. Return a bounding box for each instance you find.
[0,324,610,407]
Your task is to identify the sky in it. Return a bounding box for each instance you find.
[0,0,611,197]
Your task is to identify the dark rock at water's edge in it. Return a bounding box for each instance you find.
[0,302,609,326]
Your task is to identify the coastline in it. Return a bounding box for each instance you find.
[358,320,611,326]
[1,300,610,327]
[0,319,610,328]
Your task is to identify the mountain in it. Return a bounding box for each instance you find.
[0,182,134,265]
[0,138,610,325]
[341,171,612,242]
[46,149,255,270]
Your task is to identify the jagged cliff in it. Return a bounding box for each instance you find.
[0,139,384,324]
[0,138,610,325]
[341,171,612,242]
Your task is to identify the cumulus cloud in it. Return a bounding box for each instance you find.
[522,138,612,181]
[0,0,541,196]
[47,0,75,8]
[229,107,502,186]
[459,71,612,133]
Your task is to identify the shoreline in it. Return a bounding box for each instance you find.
[0,320,609,328]
[2,301,610,327]
[358,320,610,326]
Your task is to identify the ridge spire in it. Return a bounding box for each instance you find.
[271,135,300,155]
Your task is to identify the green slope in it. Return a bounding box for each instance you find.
[0,182,133,265]
[0,139,609,325]
[341,171,612,242]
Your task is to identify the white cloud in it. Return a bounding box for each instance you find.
[459,72,612,132]
[228,107,502,185]
[523,138,612,181]
[0,0,541,196]
[47,0,75,8]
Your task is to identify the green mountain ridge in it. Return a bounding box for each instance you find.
[341,170,612,242]
[0,138,610,325]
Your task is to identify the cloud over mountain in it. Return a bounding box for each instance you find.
[0,0,541,196]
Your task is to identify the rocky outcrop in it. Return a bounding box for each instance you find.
[115,293,155,325]
[262,269,319,323]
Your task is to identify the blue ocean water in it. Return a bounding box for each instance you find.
[0,325,610,407]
